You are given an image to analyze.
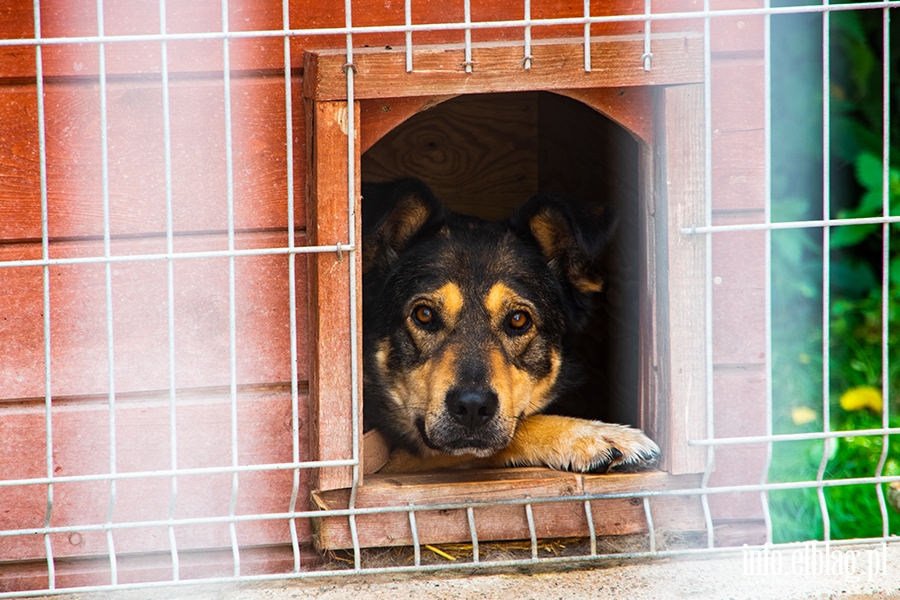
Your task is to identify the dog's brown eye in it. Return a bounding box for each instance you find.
[413,305,434,325]
[507,310,531,331]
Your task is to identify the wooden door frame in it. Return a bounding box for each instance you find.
[303,33,708,509]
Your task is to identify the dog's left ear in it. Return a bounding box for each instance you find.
[361,179,447,273]
[509,193,618,309]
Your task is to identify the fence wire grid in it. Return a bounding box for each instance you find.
[0,0,898,596]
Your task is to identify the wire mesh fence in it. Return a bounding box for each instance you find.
[0,0,897,596]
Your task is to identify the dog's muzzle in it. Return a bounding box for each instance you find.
[415,386,510,456]
[445,386,499,433]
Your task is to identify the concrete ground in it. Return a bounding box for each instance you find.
[53,543,900,600]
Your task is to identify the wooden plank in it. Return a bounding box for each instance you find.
[0,0,664,80]
[558,87,654,144]
[0,386,304,561]
[708,366,767,521]
[306,100,361,491]
[0,544,313,592]
[653,84,708,474]
[304,34,704,101]
[711,58,766,133]
[0,232,308,400]
[361,92,540,221]
[359,95,457,155]
[0,76,304,241]
[711,222,767,367]
[311,470,705,550]
[638,141,661,456]
[710,0,766,54]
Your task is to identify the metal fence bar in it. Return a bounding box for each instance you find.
[408,505,422,566]
[642,498,656,553]
[405,0,413,71]
[874,5,893,541]
[5,492,900,543]
[760,0,775,546]
[525,498,538,560]
[158,0,181,582]
[0,537,895,600]
[522,0,532,69]
[642,0,652,70]
[32,0,55,589]
[467,507,479,563]
[282,0,303,575]
[463,0,473,72]
[94,0,120,584]
[219,0,242,576]
[583,500,597,556]
[689,427,900,445]
[699,0,715,550]
[343,0,364,575]
[582,0,591,71]
[0,459,360,489]
[3,1,900,49]
[816,0,833,544]
[0,538,893,600]
[0,244,357,270]
[683,214,900,235]
[9,467,900,541]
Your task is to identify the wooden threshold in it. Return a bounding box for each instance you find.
[303,33,704,101]
[311,469,706,550]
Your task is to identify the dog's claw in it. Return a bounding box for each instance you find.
[565,421,660,474]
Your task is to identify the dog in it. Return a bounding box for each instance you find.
[362,179,659,474]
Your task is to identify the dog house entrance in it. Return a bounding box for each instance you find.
[361,91,641,429]
[303,36,709,550]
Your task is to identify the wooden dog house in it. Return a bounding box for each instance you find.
[0,0,769,589]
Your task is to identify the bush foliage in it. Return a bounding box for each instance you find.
[768,6,900,542]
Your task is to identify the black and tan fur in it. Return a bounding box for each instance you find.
[362,179,659,473]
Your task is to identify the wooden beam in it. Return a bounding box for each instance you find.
[304,34,703,101]
[653,84,708,474]
[306,99,362,491]
[311,469,705,550]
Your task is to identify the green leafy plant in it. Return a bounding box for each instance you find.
[768,6,900,542]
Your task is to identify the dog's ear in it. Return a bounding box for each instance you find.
[509,193,618,310]
[362,179,447,273]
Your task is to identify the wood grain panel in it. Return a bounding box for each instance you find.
[711,129,766,213]
[0,545,309,592]
[710,0,765,54]
[711,57,765,133]
[0,231,308,399]
[0,387,306,561]
[711,223,767,366]
[304,35,704,101]
[312,470,705,549]
[653,84,708,474]
[362,92,539,221]
[0,0,709,79]
[306,100,361,491]
[707,366,768,523]
[0,76,304,241]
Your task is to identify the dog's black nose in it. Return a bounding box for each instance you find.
[445,387,498,431]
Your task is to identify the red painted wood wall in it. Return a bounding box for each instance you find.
[0,0,768,587]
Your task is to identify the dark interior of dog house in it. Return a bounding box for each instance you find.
[361,91,641,428]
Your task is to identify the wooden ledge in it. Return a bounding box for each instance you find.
[311,469,706,550]
[303,33,704,101]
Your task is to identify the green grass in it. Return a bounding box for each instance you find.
[768,413,900,543]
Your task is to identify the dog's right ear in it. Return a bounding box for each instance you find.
[362,179,447,273]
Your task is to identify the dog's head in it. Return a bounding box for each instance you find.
[362,179,617,457]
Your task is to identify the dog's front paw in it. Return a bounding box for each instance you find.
[568,421,660,473]
[500,414,660,473]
